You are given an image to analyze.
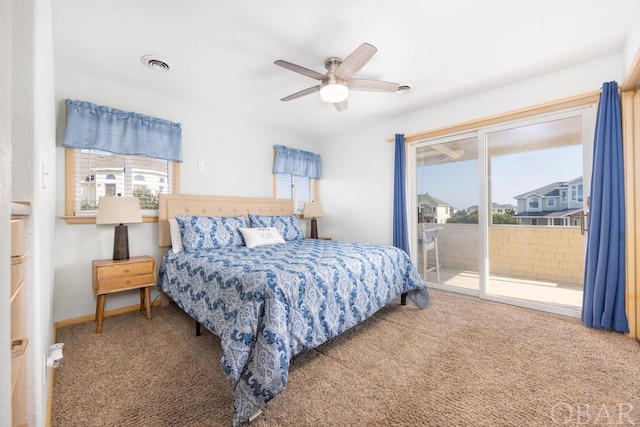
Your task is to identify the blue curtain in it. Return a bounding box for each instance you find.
[272,145,321,179]
[63,99,183,162]
[393,134,409,254]
[582,81,629,333]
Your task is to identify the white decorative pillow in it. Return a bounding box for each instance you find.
[238,227,286,248]
[168,218,183,253]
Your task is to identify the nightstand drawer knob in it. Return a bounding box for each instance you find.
[125,280,131,284]
[124,268,130,273]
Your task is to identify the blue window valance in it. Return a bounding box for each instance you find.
[62,99,183,162]
[272,145,321,179]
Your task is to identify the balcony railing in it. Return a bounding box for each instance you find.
[419,224,584,286]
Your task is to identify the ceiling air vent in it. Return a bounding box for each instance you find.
[397,84,411,93]
[140,55,171,71]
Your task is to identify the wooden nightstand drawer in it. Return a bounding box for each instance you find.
[93,256,156,295]
[95,261,155,280]
[96,272,156,293]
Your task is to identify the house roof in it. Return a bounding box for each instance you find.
[514,208,581,218]
[514,177,582,199]
[51,1,640,140]
[418,193,452,208]
[514,182,565,199]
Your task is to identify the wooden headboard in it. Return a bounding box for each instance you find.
[158,194,294,250]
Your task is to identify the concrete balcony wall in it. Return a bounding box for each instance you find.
[421,224,480,271]
[490,226,584,285]
[421,224,584,285]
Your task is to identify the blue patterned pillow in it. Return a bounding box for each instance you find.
[175,215,247,251]
[248,214,304,241]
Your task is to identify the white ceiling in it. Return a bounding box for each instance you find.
[52,0,640,140]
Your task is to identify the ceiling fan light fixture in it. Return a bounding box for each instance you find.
[320,83,349,103]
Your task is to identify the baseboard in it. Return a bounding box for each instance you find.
[54,299,162,330]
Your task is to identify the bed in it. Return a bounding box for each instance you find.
[156,194,430,425]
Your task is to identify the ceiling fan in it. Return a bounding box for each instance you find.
[274,43,400,112]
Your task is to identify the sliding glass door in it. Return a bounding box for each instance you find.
[410,133,479,294]
[409,106,595,317]
[482,112,591,316]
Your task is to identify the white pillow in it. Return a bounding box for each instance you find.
[238,227,286,248]
[168,218,183,253]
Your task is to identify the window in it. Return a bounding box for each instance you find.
[64,148,180,223]
[105,183,116,197]
[547,198,556,208]
[62,100,182,224]
[528,197,540,210]
[571,184,583,202]
[275,173,317,214]
[272,145,321,215]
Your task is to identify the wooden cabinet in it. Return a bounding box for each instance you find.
[92,255,156,333]
[10,207,29,427]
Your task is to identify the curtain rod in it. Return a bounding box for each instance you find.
[386,89,602,144]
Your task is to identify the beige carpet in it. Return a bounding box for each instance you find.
[51,290,640,426]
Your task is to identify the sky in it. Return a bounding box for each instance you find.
[416,145,583,210]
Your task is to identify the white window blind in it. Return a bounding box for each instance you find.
[275,173,314,214]
[74,148,175,215]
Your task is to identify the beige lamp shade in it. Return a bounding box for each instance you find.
[303,201,324,219]
[96,197,142,260]
[96,197,143,225]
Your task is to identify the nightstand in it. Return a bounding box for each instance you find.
[92,255,156,333]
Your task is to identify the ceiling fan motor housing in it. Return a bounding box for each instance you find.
[324,57,343,71]
[275,43,399,111]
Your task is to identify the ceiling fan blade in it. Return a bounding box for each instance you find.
[348,78,399,93]
[274,60,327,81]
[280,85,320,102]
[334,99,348,112]
[334,43,377,80]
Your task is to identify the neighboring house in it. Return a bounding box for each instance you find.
[78,151,169,210]
[417,193,455,223]
[513,177,583,226]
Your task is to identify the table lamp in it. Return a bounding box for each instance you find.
[303,201,324,239]
[96,196,142,260]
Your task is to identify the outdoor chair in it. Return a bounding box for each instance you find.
[422,227,443,283]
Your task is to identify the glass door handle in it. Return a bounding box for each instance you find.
[580,210,588,235]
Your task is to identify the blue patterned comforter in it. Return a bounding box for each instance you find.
[157,238,429,425]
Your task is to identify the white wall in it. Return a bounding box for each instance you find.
[54,69,316,321]
[623,12,640,79]
[30,1,57,424]
[0,1,13,425]
[9,0,57,426]
[317,54,624,248]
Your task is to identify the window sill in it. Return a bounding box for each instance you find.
[61,215,158,225]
